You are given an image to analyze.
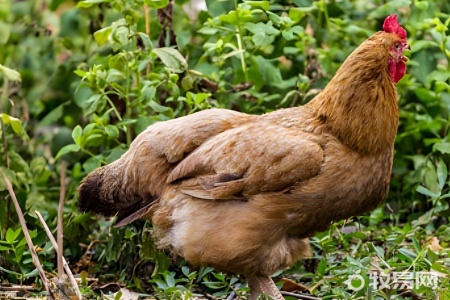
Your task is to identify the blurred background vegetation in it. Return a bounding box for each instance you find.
[0,0,449,299]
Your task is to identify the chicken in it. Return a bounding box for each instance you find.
[78,15,409,299]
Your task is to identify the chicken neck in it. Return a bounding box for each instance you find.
[305,36,399,155]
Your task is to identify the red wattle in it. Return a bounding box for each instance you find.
[388,57,406,84]
[394,60,406,83]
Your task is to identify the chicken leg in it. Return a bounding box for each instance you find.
[248,275,284,300]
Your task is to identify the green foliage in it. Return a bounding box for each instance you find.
[0,0,449,298]
[0,227,55,284]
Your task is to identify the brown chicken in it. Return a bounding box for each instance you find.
[78,15,409,299]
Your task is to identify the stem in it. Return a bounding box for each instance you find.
[144,4,150,39]
[81,149,106,164]
[322,0,329,28]
[124,40,132,147]
[0,77,9,168]
[441,34,450,65]
[233,0,248,82]
[104,92,123,121]
[143,4,151,75]
[1,77,11,237]
[134,36,141,93]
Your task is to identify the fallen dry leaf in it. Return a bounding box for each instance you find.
[428,236,443,252]
[281,277,309,293]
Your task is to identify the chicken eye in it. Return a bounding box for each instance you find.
[394,42,400,50]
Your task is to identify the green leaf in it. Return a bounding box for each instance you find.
[431,262,449,274]
[114,290,122,300]
[82,156,102,173]
[84,133,104,147]
[205,0,235,17]
[415,88,437,102]
[0,64,21,82]
[141,85,157,105]
[197,27,219,35]
[194,93,211,104]
[55,144,81,160]
[411,40,439,53]
[412,237,421,253]
[105,125,119,139]
[219,10,238,25]
[116,119,137,126]
[252,33,275,47]
[135,115,166,135]
[72,213,94,224]
[6,228,21,244]
[0,267,21,276]
[23,268,39,278]
[77,0,111,8]
[106,69,126,83]
[16,236,28,248]
[164,272,176,287]
[149,100,171,113]
[124,228,137,239]
[39,102,70,126]
[152,47,188,73]
[181,266,190,277]
[137,32,153,50]
[0,245,11,251]
[433,142,450,154]
[0,21,11,44]
[317,259,327,277]
[282,25,303,40]
[0,167,15,191]
[86,94,107,115]
[436,159,447,190]
[248,56,283,90]
[398,248,417,261]
[144,0,169,9]
[152,279,168,290]
[415,0,429,10]
[74,69,87,77]
[72,125,83,145]
[245,1,269,10]
[1,113,23,134]
[416,185,438,198]
[426,247,439,263]
[109,19,132,51]
[94,27,112,46]
[293,0,313,7]
[368,0,412,19]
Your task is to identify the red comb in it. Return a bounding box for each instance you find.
[382,14,407,41]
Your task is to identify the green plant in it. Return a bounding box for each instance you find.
[1,0,450,298]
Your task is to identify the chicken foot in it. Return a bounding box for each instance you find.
[248,275,284,300]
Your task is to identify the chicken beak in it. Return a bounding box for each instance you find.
[401,43,410,62]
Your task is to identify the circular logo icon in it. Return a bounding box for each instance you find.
[345,273,365,291]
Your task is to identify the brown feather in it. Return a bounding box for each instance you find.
[78,30,404,278]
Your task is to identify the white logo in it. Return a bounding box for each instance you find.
[345,272,365,291]
[345,271,440,292]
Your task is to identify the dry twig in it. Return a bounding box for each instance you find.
[0,170,54,299]
[280,291,321,300]
[0,285,36,291]
[143,4,150,75]
[58,160,66,277]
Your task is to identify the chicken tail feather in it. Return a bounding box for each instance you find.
[77,167,113,216]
